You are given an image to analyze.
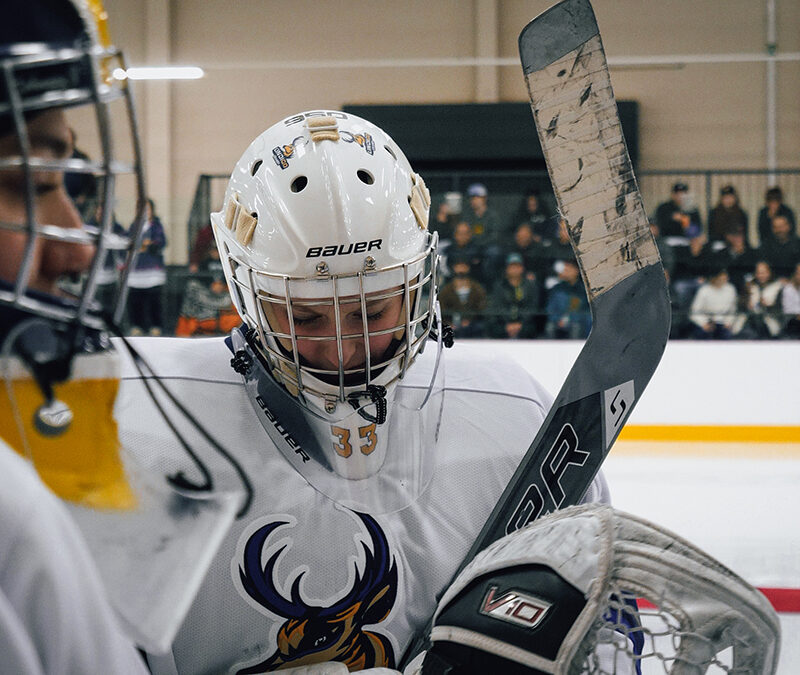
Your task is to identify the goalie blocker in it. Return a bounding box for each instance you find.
[420,505,780,675]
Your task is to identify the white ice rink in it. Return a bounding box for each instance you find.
[605,448,800,673]
[487,340,800,672]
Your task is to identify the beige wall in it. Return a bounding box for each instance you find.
[100,0,800,262]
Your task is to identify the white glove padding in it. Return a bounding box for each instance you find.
[276,663,401,675]
[422,504,780,674]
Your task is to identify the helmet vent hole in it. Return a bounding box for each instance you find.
[384,145,397,161]
[357,169,374,185]
[250,159,263,176]
[291,176,308,193]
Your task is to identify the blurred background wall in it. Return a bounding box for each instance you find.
[86,0,800,263]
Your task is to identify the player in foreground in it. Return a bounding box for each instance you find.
[116,110,611,674]
[0,0,150,671]
[0,0,240,669]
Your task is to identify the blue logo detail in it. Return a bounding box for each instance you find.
[236,512,397,672]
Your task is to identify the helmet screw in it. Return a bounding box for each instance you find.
[364,256,376,272]
[316,262,329,276]
[324,399,337,413]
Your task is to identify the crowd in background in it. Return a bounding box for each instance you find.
[429,181,800,341]
[68,135,800,340]
[66,132,170,336]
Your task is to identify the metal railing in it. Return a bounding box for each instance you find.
[187,168,800,256]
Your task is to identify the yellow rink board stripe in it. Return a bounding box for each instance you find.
[611,440,800,459]
[618,425,800,444]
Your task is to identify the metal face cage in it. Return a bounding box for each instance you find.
[227,235,439,409]
[0,38,146,330]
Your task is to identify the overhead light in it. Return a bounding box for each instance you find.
[112,66,205,81]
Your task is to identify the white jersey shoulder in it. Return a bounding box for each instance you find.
[435,340,554,406]
[116,335,236,383]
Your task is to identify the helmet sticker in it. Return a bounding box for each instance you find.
[272,136,306,170]
[341,130,375,155]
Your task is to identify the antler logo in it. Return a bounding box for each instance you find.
[235,512,397,673]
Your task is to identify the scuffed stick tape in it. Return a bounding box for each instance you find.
[525,35,660,299]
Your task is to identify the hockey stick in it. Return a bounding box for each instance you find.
[400,0,670,666]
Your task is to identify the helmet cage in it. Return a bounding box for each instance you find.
[226,232,438,409]
[0,39,146,330]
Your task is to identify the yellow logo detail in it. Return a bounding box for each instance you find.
[86,0,112,49]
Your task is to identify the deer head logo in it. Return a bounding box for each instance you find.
[236,512,397,673]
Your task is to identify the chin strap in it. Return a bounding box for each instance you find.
[425,319,455,349]
[230,348,253,375]
[348,384,388,425]
[2,318,81,438]
[234,326,392,425]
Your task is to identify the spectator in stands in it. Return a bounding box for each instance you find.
[127,198,167,335]
[88,202,128,310]
[489,252,539,339]
[506,222,545,284]
[781,262,800,338]
[430,196,460,244]
[63,127,97,221]
[437,253,488,339]
[443,220,484,283]
[463,183,502,244]
[175,250,239,337]
[734,260,784,339]
[463,182,504,281]
[708,185,748,244]
[760,213,800,280]
[540,217,575,291]
[671,233,716,310]
[715,224,757,295]
[654,182,702,239]
[188,222,214,273]
[758,186,796,246]
[544,258,591,340]
[649,221,675,281]
[514,189,557,244]
[689,267,737,340]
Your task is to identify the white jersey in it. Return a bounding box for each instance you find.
[0,441,147,675]
[113,337,609,675]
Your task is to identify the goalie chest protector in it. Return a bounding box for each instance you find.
[114,336,609,675]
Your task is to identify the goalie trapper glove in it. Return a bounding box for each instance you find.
[419,504,780,675]
[420,504,619,675]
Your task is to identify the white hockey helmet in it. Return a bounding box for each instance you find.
[212,110,438,420]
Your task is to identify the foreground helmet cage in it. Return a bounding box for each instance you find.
[213,112,439,412]
[0,0,146,330]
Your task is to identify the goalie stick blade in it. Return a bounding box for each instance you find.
[400,0,670,667]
